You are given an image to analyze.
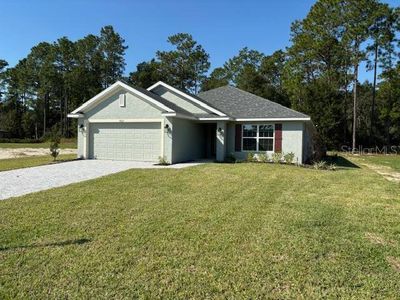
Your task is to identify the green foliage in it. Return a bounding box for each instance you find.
[0,25,127,139]
[258,153,269,163]
[156,33,210,93]
[158,156,170,165]
[271,152,283,163]
[49,127,61,161]
[284,152,295,164]
[129,59,162,89]
[246,152,256,162]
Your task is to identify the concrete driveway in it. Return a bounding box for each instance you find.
[0,160,202,200]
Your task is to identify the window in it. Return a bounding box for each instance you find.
[242,124,274,152]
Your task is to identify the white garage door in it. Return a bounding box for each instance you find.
[89,122,161,161]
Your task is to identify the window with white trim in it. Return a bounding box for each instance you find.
[242,124,274,151]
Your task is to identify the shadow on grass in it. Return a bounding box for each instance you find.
[324,155,360,169]
[0,238,91,252]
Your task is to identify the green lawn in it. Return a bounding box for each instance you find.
[0,154,77,172]
[351,154,400,172]
[0,138,77,149]
[1,161,400,298]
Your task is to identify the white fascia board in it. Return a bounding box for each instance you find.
[71,81,175,115]
[161,112,197,120]
[147,81,227,117]
[67,113,84,118]
[198,117,231,121]
[88,118,162,123]
[235,117,311,122]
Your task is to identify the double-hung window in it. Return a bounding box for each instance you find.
[242,124,274,152]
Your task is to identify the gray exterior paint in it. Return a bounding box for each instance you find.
[71,81,314,164]
[171,118,205,163]
[198,86,309,119]
[85,88,162,119]
[225,121,304,163]
[89,122,161,161]
[151,85,211,115]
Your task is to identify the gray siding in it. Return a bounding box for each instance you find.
[85,88,162,119]
[152,86,209,114]
[226,121,305,163]
[171,118,205,163]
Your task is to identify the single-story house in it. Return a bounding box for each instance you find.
[68,81,315,164]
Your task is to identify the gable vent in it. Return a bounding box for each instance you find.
[119,94,126,107]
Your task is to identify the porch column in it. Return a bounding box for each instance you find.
[216,121,227,162]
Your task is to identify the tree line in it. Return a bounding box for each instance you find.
[0,0,399,150]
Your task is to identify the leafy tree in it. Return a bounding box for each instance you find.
[156,33,210,93]
[99,26,128,88]
[341,0,380,150]
[128,59,162,88]
[200,67,229,91]
[366,5,398,140]
[224,47,264,84]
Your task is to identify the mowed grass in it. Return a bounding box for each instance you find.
[1,162,400,298]
[352,154,400,171]
[0,138,77,149]
[0,154,77,172]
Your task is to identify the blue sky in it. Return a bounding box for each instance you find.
[1,0,398,82]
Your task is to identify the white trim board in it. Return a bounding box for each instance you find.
[71,81,174,115]
[235,117,310,122]
[88,118,163,123]
[147,81,227,117]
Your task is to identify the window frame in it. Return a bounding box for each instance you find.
[241,124,275,152]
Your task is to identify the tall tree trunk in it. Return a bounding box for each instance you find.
[370,43,378,144]
[43,93,47,137]
[352,61,358,152]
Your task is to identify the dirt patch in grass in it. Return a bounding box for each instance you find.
[358,162,400,183]
[365,232,397,247]
[0,148,76,159]
[386,256,400,272]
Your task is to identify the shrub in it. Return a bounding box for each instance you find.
[328,163,337,171]
[271,152,283,163]
[158,156,170,165]
[258,153,269,163]
[246,152,256,162]
[283,152,295,164]
[49,127,61,161]
[225,153,237,163]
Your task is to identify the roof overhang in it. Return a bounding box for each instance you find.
[67,113,84,119]
[147,81,227,117]
[235,117,311,122]
[70,81,175,115]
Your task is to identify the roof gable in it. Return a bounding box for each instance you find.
[70,81,175,115]
[147,81,227,117]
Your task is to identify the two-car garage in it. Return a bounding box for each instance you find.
[88,122,162,162]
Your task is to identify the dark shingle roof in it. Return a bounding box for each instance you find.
[198,86,310,119]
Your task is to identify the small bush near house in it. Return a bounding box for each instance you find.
[49,128,61,161]
[158,156,170,165]
[284,152,295,164]
[311,160,337,171]
[246,152,256,162]
[272,152,283,163]
[225,153,237,163]
[258,153,269,163]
